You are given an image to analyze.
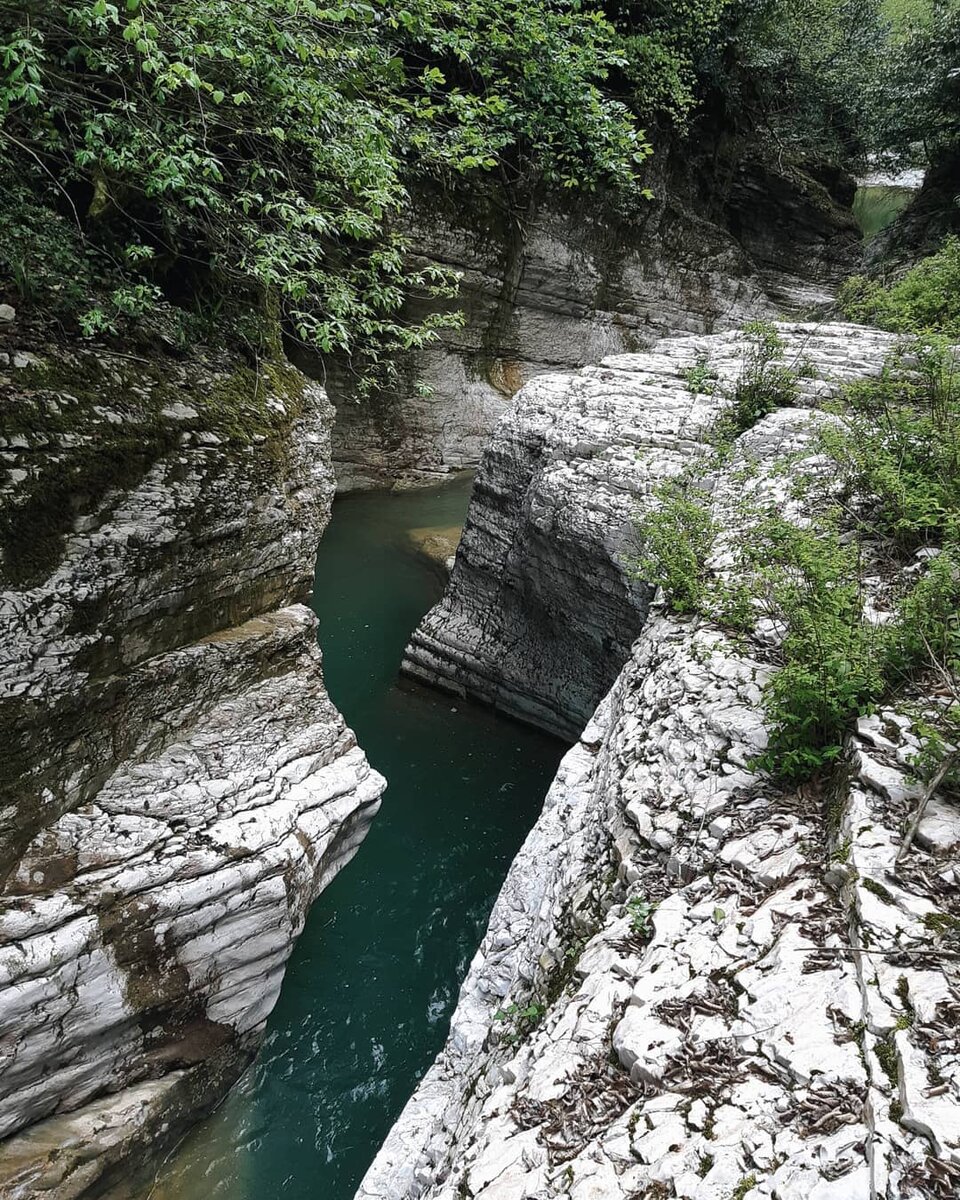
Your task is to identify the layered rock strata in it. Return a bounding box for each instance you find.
[329,163,859,491]
[0,340,385,1195]
[403,323,897,740]
[364,326,960,1199]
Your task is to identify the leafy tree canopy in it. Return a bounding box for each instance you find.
[872,0,960,167]
[0,0,935,374]
[717,0,889,170]
[0,0,654,370]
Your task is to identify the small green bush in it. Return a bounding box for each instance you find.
[492,999,546,1045]
[891,545,960,680]
[744,514,887,780]
[839,237,960,338]
[626,896,657,936]
[683,355,720,396]
[632,481,716,615]
[822,338,960,549]
[731,1175,758,1200]
[711,321,800,450]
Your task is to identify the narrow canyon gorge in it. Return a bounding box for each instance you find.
[2,4,959,1197]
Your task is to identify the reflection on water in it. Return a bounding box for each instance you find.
[143,474,564,1200]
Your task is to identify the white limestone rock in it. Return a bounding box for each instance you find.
[361,324,958,1200]
[331,166,860,492]
[403,323,898,740]
[0,347,386,1194]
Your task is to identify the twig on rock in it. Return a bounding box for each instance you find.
[895,750,958,869]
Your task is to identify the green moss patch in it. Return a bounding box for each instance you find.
[0,349,312,588]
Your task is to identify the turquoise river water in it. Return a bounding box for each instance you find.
[145,475,564,1200]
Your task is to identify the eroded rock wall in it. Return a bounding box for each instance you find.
[329,163,860,492]
[402,324,896,740]
[363,326,959,1200]
[0,339,385,1196]
[363,610,960,1200]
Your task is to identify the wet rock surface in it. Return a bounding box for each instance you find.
[0,343,385,1195]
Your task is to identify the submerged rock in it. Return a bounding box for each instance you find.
[0,344,385,1195]
[406,524,463,576]
[364,324,960,1200]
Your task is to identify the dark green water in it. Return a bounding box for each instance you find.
[853,184,914,239]
[145,475,563,1200]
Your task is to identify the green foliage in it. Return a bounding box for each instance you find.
[882,0,932,31]
[822,337,960,547]
[633,480,716,615]
[626,895,657,936]
[607,0,733,128]
[730,1176,758,1200]
[723,0,889,171]
[710,321,799,448]
[493,999,547,1044]
[752,345,960,779]
[871,0,959,166]
[0,0,648,372]
[745,514,886,780]
[824,343,960,758]
[683,354,720,396]
[922,910,960,940]
[0,0,916,376]
[757,346,960,780]
[839,238,960,339]
[895,546,960,674]
[612,0,894,174]
[908,703,960,784]
[634,322,800,621]
[635,325,960,785]
[874,1032,899,1084]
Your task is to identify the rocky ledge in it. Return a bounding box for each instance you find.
[402,323,898,740]
[366,326,959,1200]
[0,340,385,1196]
[329,155,860,493]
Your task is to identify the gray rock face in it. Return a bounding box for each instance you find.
[362,326,960,1200]
[360,336,960,1200]
[0,345,385,1194]
[363,621,960,1200]
[403,323,898,740]
[329,168,859,491]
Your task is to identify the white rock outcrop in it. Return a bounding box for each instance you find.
[330,162,860,492]
[403,324,898,739]
[0,345,385,1195]
[363,325,959,1200]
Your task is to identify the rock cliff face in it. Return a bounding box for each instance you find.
[402,324,895,740]
[329,164,860,492]
[867,152,960,268]
[0,338,385,1196]
[362,325,960,1200]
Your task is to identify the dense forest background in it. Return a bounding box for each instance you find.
[0,0,956,374]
